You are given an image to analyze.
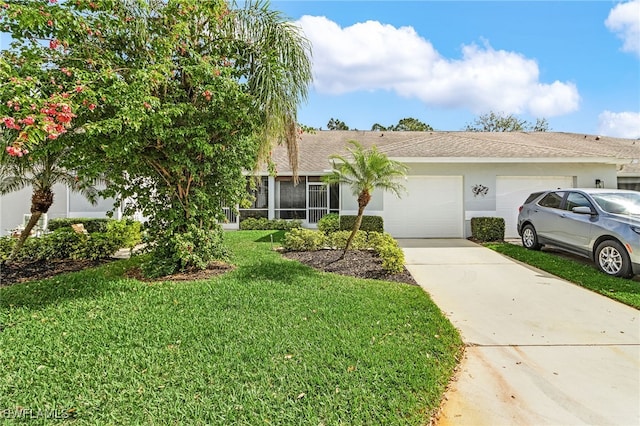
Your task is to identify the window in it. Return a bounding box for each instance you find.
[276,176,306,219]
[539,191,564,209]
[247,176,269,209]
[239,176,268,221]
[329,183,340,214]
[564,192,592,211]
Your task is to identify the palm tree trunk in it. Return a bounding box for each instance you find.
[7,189,53,262]
[9,211,43,261]
[340,205,366,259]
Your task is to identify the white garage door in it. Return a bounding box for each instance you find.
[496,176,574,238]
[384,176,463,238]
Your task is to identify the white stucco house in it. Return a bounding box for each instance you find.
[0,185,120,237]
[2,131,639,238]
[224,131,640,238]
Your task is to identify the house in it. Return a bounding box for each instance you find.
[224,131,640,238]
[2,131,638,238]
[0,184,120,237]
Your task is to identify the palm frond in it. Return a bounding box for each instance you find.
[225,0,313,176]
[323,140,408,200]
[0,175,31,194]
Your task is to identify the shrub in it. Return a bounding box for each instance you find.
[106,219,142,249]
[240,217,267,230]
[14,237,47,261]
[271,219,302,230]
[142,224,228,278]
[317,213,340,234]
[282,229,326,251]
[240,217,302,230]
[377,242,405,273]
[0,237,16,261]
[471,217,505,242]
[365,231,405,273]
[326,230,368,250]
[366,231,396,248]
[41,228,88,259]
[339,215,384,232]
[48,218,112,233]
[83,233,122,260]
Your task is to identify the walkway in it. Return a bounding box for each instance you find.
[399,239,640,426]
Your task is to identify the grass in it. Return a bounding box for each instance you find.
[0,231,463,425]
[486,242,640,310]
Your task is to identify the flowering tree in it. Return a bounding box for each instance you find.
[0,0,312,275]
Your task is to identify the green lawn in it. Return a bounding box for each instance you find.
[486,242,640,310]
[0,231,463,425]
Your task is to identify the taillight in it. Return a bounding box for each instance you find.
[518,205,524,213]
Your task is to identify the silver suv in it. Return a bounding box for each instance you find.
[517,189,640,278]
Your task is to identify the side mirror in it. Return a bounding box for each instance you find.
[573,206,595,215]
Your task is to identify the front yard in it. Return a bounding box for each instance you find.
[0,230,463,424]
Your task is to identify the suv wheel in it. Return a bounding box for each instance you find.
[521,224,541,250]
[595,240,633,278]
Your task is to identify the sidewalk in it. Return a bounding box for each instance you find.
[399,239,640,426]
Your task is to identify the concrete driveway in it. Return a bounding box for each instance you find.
[399,239,640,426]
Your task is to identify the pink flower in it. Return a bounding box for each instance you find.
[20,116,35,126]
[2,117,21,130]
[49,39,60,49]
[88,104,96,111]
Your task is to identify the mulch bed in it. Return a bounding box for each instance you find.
[282,249,418,285]
[1,250,416,287]
[0,258,116,287]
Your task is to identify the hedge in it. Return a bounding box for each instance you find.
[0,219,142,261]
[339,215,384,232]
[48,217,112,233]
[239,217,302,231]
[471,217,505,242]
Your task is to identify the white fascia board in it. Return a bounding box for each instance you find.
[388,157,625,165]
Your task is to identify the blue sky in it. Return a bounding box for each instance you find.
[272,0,640,137]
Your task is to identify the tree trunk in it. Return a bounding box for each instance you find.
[7,189,53,262]
[340,190,371,259]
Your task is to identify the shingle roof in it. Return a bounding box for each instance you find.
[269,131,640,175]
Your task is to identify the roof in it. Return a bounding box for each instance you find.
[269,131,640,175]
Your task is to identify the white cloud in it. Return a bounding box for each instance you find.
[605,0,640,57]
[297,15,580,117]
[598,111,640,139]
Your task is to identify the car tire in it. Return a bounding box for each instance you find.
[521,224,541,250]
[595,240,633,278]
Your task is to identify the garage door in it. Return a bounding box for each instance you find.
[496,176,574,238]
[384,176,463,238]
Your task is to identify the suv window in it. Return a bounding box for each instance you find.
[524,191,544,204]
[538,191,565,209]
[564,192,592,211]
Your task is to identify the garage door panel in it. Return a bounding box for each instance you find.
[384,176,463,238]
[496,176,573,238]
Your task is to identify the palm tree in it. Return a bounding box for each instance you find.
[0,142,100,261]
[323,141,408,258]
[223,0,312,176]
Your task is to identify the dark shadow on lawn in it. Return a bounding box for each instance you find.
[0,259,138,310]
[231,256,319,285]
[254,230,286,244]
